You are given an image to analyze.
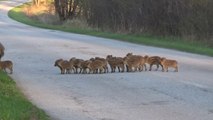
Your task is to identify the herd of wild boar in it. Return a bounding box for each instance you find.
[0,42,13,74]
[0,42,178,75]
[54,53,178,74]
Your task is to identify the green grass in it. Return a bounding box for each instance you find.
[0,71,50,120]
[8,3,213,57]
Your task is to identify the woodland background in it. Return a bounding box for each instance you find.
[32,0,213,46]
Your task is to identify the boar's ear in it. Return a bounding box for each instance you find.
[106,55,111,58]
[126,53,132,56]
[70,57,76,60]
[144,55,148,58]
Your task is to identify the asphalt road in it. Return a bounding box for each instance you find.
[1,0,213,120]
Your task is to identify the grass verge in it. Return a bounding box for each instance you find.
[0,71,50,120]
[8,3,213,57]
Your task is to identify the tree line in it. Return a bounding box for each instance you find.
[34,0,213,45]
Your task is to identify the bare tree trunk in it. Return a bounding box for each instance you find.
[54,0,81,21]
[32,0,48,6]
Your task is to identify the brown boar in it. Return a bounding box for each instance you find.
[87,59,105,74]
[70,57,84,74]
[54,59,74,74]
[144,55,163,71]
[95,57,108,73]
[160,57,178,72]
[0,60,13,74]
[80,60,92,74]
[124,54,146,72]
[106,55,125,73]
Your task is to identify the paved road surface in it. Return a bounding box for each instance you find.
[1,0,213,120]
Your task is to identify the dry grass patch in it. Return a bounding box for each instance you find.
[23,3,60,24]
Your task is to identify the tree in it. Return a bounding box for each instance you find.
[32,0,47,6]
[54,0,82,21]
